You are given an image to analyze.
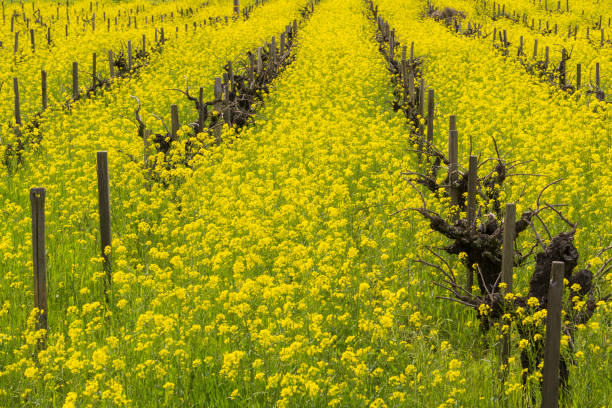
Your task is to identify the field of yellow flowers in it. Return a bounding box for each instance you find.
[0,0,610,406]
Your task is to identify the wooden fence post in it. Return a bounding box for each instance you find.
[448,116,459,212]
[500,202,516,377]
[270,36,277,63]
[41,70,47,111]
[256,47,262,73]
[576,64,581,89]
[248,51,255,86]
[198,87,204,131]
[501,203,515,291]
[30,28,35,51]
[418,78,425,135]
[13,31,18,53]
[72,61,79,100]
[170,104,179,139]
[127,40,132,70]
[280,32,285,56]
[541,261,564,408]
[30,187,48,350]
[466,155,477,292]
[427,89,434,145]
[214,77,223,138]
[13,77,21,125]
[96,151,112,290]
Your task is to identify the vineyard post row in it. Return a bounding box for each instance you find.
[437,8,607,101]
[9,0,266,147]
[480,0,611,46]
[370,1,568,404]
[5,0,208,49]
[22,0,318,355]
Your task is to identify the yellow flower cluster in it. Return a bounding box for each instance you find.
[0,0,609,406]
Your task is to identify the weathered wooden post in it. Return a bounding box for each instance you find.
[418,78,425,136]
[13,31,18,53]
[30,28,35,51]
[127,40,132,70]
[408,72,415,104]
[170,104,179,139]
[427,89,434,145]
[500,202,516,377]
[448,116,459,212]
[466,155,477,293]
[72,61,79,100]
[41,70,47,111]
[13,77,21,126]
[233,0,240,15]
[214,77,223,138]
[96,152,112,290]
[533,38,538,58]
[248,51,255,86]
[270,36,277,64]
[541,261,564,408]
[198,87,205,131]
[30,187,48,350]
[576,64,581,89]
[559,48,566,87]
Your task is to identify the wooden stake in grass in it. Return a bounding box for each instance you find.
[30,28,34,51]
[500,202,515,379]
[280,32,285,57]
[72,61,79,100]
[96,152,112,291]
[466,155,477,293]
[13,77,21,126]
[30,187,48,350]
[418,78,425,136]
[41,70,47,111]
[448,116,459,212]
[127,40,132,70]
[170,104,179,139]
[427,89,434,145]
[541,261,564,408]
[198,87,204,131]
[248,51,255,86]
